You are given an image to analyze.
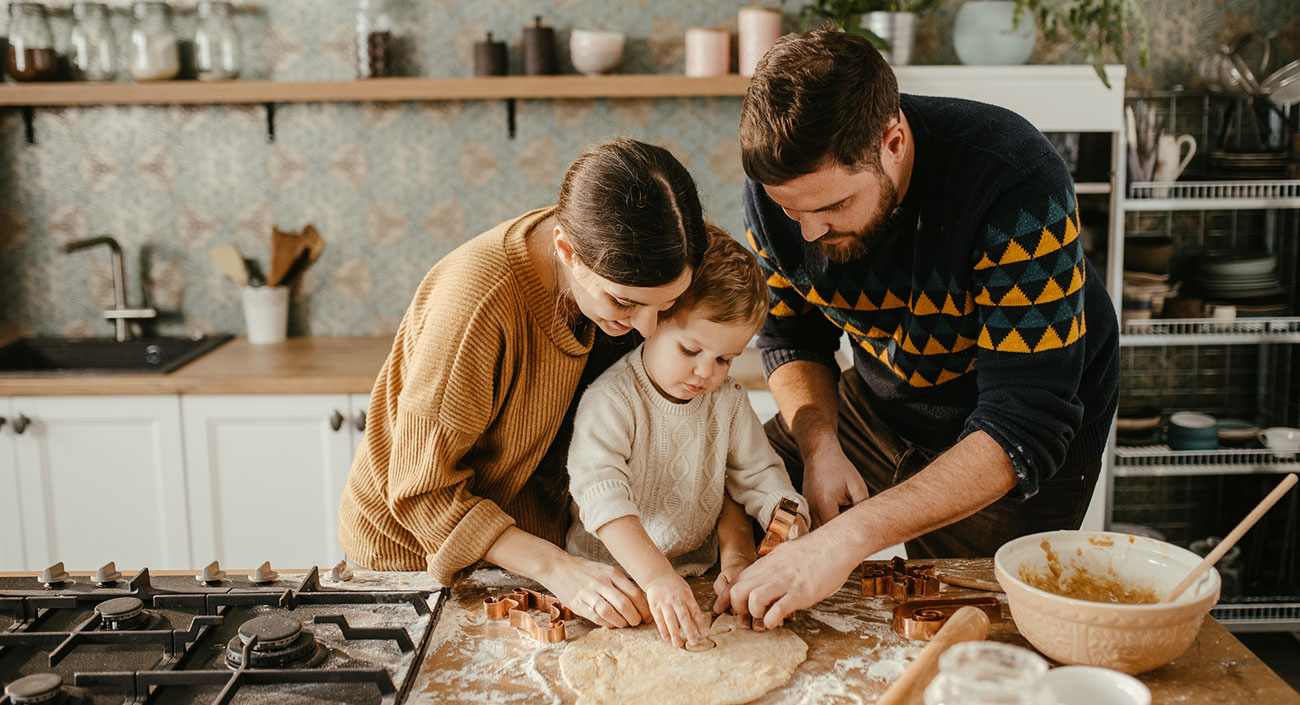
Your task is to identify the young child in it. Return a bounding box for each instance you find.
[565,226,810,648]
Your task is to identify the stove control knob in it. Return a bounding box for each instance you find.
[197,560,227,584]
[329,560,355,582]
[251,561,279,584]
[40,562,71,587]
[94,561,123,586]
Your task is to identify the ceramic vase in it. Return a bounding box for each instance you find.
[953,0,1035,66]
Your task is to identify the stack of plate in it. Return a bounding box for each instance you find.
[1199,254,1284,300]
[1208,150,1290,179]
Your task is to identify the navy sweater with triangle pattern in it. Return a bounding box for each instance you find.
[744,94,1119,499]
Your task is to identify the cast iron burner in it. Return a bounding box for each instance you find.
[93,597,154,631]
[224,615,326,670]
[3,673,87,704]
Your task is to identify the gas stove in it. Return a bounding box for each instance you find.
[0,562,444,705]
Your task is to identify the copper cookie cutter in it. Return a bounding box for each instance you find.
[860,556,940,601]
[757,498,801,557]
[484,588,575,643]
[892,596,1003,640]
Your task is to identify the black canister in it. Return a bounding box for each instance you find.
[473,31,507,76]
[521,16,555,76]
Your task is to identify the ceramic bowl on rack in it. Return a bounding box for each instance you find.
[570,29,625,75]
[1217,419,1260,447]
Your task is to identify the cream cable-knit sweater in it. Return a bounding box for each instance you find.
[566,347,809,577]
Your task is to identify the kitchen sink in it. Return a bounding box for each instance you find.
[0,335,233,375]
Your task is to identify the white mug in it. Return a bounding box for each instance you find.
[1258,427,1300,459]
[1152,133,1196,195]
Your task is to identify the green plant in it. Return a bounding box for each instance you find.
[1012,0,1150,88]
[793,0,945,50]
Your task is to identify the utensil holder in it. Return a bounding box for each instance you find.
[241,285,289,345]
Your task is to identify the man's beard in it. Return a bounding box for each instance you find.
[816,173,901,263]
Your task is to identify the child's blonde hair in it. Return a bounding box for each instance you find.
[667,223,768,330]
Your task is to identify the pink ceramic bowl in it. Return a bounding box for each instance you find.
[994,530,1220,674]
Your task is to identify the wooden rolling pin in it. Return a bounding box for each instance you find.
[876,606,992,705]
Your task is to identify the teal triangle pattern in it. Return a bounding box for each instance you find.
[1014,210,1043,238]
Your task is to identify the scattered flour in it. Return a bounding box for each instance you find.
[865,645,925,682]
[806,608,861,633]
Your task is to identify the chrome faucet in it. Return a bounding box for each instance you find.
[63,236,158,342]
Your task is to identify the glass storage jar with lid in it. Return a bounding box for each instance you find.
[70,2,118,82]
[923,642,1054,705]
[194,0,240,80]
[6,2,60,82]
[129,1,179,81]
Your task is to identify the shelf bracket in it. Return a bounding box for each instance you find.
[264,102,276,143]
[505,98,516,140]
[21,106,35,144]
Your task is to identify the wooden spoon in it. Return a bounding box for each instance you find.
[876,606,991,705]
[1165,473,1297,603]
[209,244,248,286]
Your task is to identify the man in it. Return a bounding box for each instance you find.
[718,29,1119,629]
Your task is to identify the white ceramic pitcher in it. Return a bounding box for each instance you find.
[1151,133,1196,196]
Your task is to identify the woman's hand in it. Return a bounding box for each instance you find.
[538,553,651,629]
[644,571,710,649]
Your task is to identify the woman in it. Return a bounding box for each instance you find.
[338,138,709,630]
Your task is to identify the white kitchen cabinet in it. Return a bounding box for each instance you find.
[0,395,189,572]
[181,394,368,570]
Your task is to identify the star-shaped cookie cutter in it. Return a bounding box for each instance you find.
[860,556,940,602]
[484,588,575,643]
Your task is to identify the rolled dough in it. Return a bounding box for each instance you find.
[559,614,808,705]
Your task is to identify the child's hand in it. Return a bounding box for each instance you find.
[644,572,710,649]
[712,555,755,629]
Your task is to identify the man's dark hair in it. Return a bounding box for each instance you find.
[740,29,900,185]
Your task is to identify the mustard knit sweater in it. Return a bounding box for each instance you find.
[338,208,599,584]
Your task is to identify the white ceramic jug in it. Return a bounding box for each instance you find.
[1151,133,1196,196]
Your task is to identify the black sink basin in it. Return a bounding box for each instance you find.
[0,335,233,375]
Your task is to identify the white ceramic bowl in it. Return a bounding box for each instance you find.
[1040,666,1151,705]
[994,530,1220,674]
[570,29,625,75]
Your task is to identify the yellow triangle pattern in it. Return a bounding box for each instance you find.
[977,326,994,350]
[1034,326,1064,352]
[1034,278,1066,304]
[881,291,906,309]
[974,287,995,306]
[937,368,965,385]
[1064,316,1081,344]
[767,272,792,288]
[996,329,1031,353]
[963,293,975,314]
[901,334,921,355]
[854,293,878,311]
[999,285,1032,306]
[867,326,890,338]
[1061,214,1079,245]
[974,252,997,270]
[941,293,961,316]
[771,301,797,317]
[923,336,950,355]
[892,325,906,343]
[909,371,933,388]
[999,240,1031,265]
[952,334,976,352]
[1065,266,1083,295]
[745,229,767,258]
[912,292,940,316]
[806,286,829,305]
[829,291,851,308]
[843,322,865,337]
[1034,228,1062,258]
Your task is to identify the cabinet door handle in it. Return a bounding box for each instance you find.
[12,414,30,435]
[329,410,344,432]
[354,411,366,433]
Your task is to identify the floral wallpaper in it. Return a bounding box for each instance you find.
[1,0,1296,339]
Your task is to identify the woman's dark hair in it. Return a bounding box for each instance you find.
[740,29,900,185]
[555,138,708,287]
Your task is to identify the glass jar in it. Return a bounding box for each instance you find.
[355,0,392,79]
[6,2,60,82]
[70,2,118,82]
[129,2,179,82]
[194,0,240,80]
[923,642,1054,705]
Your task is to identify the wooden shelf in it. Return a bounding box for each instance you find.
[0,74,752,106]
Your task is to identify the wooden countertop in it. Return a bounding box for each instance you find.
[411,560,1300,705]
[0,335,770,397]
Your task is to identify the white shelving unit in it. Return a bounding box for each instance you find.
[1103,93,1300,631]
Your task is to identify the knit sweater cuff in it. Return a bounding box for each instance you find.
[761,346,840,380]
[575,479,639,534]
[424,500,516,586]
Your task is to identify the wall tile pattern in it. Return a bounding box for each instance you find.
[1,0,1297,338]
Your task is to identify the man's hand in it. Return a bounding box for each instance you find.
[644,572,710,648]
[804,446,869,527]
[720,522,860,631]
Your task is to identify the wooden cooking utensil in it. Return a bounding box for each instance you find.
[301,224,325,263]
[209,244,248,286]
[1165,472,1297,603]
[876,605,991,705]
[268,227,309,288]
